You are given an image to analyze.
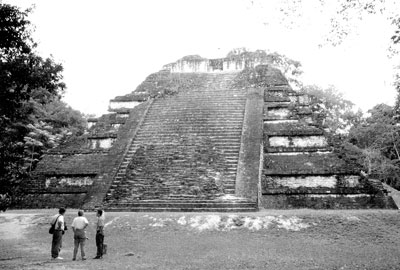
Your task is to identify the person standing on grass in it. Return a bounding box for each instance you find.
[71,210,89,261]
[94,209,105,259]
[50,207,66,260]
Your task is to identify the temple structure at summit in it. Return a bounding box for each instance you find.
[23,52,396,211]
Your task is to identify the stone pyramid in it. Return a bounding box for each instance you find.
[22,54,395,210]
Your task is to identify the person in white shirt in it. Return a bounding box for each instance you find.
[71,210,89,261]
[50,207,66,260]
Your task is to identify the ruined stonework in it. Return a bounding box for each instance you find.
[24,54,396,210]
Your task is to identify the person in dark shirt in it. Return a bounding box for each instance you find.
[93,209,105,259]
[50,207,66,260]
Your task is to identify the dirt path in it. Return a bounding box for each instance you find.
[1,209,400,270]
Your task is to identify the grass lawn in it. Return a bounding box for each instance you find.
[1,209,400,270]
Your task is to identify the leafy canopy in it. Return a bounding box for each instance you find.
[301,85,363,134]
[0,4,85,207]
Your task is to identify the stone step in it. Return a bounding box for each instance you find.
[134,134,242,139]
[134,136,241,140]
[106,202,256,209]
[136,128,243,133]
[151,102,245,107]
[126,152,239,158]
[147,107,244,111]
[153,97,244,100]
[135,133,242,138]
[150,105,245,109]
[107,198,253,203]
[149,104,245,107]
[131,139,242,145]
[128,149,240,155]
[152,97,244,101]
[149,106,244,110]
[122,155,239,160]
[120,175,236,182]
[140,127,242,131]
[130,141,241,146]
[139,124,243,128]
[126,150,240,157]
[129,142,241,147]
[139,126,243,130]
[146,113,243,117]
[150,109,243,113]
[133,137,242,142]
[131,139,241,144]
[143,114,244,118]
[147,106,244,110]
[119,174,237,181]
[124,168,237,173]
[129,155,239,161]
[111,173,237,182]
[151,99,245,104]
[105,207,257,212]
[142,118,244,123]
[106,200,256,208]
[126,147,240,153]
[105,72,246,205]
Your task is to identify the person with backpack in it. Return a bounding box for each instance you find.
[50,207,67,260]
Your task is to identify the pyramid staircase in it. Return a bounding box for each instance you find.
[103,73,257,211]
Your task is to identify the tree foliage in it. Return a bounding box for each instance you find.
[247,0,400,51]
[0,4,86,208]
[299,86,400,188]
[346,104,400,188]
[23,98,86,173]
[300,85,363,134]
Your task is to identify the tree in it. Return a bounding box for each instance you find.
[246,0,400,52]
[300,85,363,134]
[0,4,72,207]
[393,71,400,118]
[22,98,87,172]
[347,104,400,188]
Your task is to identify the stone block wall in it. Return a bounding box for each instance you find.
[109,100,141,111]
[27,57,395,210]
[163,58,269,73]
[256,65,395,209]
[260,194,395,209]
[18,150,107,208]
[88,137,116,149]
[21,100,152,209]
[17,193,88,209]
[268,136,327,148]
[108,94,148,112]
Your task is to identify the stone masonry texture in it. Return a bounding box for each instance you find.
[25,56,396,210]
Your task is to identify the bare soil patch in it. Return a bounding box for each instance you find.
[1,209,400,270]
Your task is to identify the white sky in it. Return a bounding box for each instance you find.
[5,0,400,116]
